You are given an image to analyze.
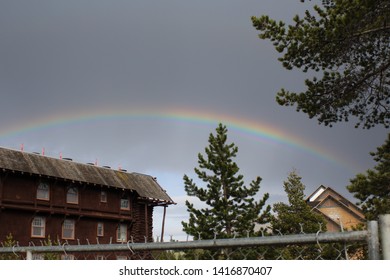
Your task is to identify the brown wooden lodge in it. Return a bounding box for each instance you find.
[0,146,174,259]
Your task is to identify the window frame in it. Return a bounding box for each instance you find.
[31,216,46,238]
[36,182,50,201]
[116,224,127,242]
[100,190,107,203]
[62,219,75,240]
[120,197,130,210]
[61,254,75,260]
[97,222,104,237]
[66,187,79,204]
[32,254,45,260]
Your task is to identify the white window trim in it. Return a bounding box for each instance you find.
[37,182,50,200]
[32,254,45,260]
[66,187,79,204]
[116,224,127,242]
[100,191,107,203]
[97,222,104,237]
[31,217,46,238]
[120,198,130,210]
[61,254,75,260]
[62,219,75,240]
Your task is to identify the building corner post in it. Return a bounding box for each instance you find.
[160,205,167,243]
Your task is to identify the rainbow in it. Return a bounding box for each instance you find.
[0,106,348,168]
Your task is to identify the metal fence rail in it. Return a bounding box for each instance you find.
[0,222,378,260]
[0,216,388,260]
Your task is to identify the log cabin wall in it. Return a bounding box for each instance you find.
[0,172,136,246]
[0,147,174,259]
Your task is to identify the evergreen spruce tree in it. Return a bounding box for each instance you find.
[270,170,328,259]
[347,133,390,220]
[271,170,325,235]
[182,123,271,240]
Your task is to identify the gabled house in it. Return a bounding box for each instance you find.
[0,146,174,259]
[306,185,365,232]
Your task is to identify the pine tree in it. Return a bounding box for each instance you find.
[252,0,390,128]
[0,233,22,260]
[269,170,327,259]
[347,133,390,220]
[182,123,271,240]
[271,170,325,235]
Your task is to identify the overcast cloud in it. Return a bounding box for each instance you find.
[0,0,388,240]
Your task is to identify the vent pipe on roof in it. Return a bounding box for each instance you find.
[118,165,127,172]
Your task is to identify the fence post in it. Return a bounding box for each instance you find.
[367,220,380,260]
[26,250,32,260]
[379,214,390,260]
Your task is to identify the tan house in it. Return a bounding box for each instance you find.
[306,185,365,232]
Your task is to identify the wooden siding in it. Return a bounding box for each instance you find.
[308,186,365,232]
[316,197,364,230]
[313,188,364,220]
[0,146,174,259]
[0,172,155,249]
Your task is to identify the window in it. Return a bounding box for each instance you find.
[66,187,78,204]
[120,198,130,210]
[32,254,44,260]
[31,217,45,238]
[62,219,75,239]
[116,224,127,242]
[36,182,50,200]
[100,191,107,203]
[97,222,104,237]
[61,254,75,260]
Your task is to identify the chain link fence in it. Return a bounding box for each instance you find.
[1,219,385,260]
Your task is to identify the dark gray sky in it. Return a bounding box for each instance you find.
[0,0,388,240]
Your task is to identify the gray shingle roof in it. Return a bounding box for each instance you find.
[0,147,174,205]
